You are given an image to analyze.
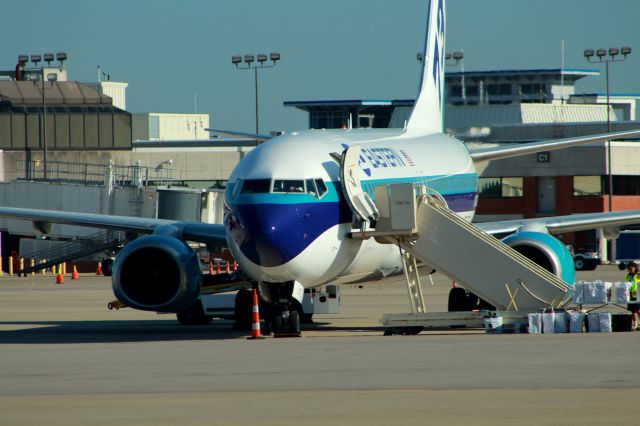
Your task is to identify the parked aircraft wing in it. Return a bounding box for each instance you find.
[205,128,273,142]
[477,209,640,236]
[0,207,228,247]
[468,129,640,163]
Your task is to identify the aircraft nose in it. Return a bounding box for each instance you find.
[226,203,308,268]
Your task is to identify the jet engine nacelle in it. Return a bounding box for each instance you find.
[501,231,575,284]
[112,235,202,312]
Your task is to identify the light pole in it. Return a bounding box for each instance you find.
[446,51,465,103]
[418,50,465,103]
[231,52,280,134]
[584,46,631,213]
[584,46,631,264]
[24,52,67,179]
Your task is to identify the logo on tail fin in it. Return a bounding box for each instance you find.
[431,0,445,109]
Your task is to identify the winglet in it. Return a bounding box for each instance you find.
[406,0,446,132]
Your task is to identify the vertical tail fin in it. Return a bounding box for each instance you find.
[406,0,446,132]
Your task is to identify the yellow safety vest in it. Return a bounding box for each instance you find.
[627,273,639,298]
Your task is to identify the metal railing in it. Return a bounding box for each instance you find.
[16,160,174,187]
[17,229,126,275]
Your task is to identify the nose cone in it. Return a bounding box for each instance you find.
[226,199,347,268]
[226,203,309,268]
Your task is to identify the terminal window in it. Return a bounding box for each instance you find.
[520,83,544,95]
[487,84,511,96]
[479,177,523,198]
[311,111,348,129]
[573,176,602,196]
[609,176,640,196]
[449,85,462,97]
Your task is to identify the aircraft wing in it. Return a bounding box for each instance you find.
[477,210,640,236]
[468,129,640,162]
[0,207,228,247]
[205,128,273,142]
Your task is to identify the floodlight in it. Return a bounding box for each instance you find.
[43,53,54,65]
[244,54,255,64]
[47,73,57,82]
[596,48,607,57]
[416,53,423,62]
[621,46,632,56]
[270,52,281,62]
[30,54,41,65]
[609,47,619,57]
[56,52,67,62]
[231,55,242,65]
[445,53,452,60]
[17,55,28,64]
[453,51,464,60]
[257,53,267,63]
[583,49,594,58]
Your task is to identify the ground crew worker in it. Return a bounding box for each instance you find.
[626,262,640,330]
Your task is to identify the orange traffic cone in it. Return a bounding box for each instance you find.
[72,264,79,280]
[247,288,265,340]
[233,261,238,271]
[216,263,221,274]
[225,261,231,274]
[56,265,64,285]
[96,262,103,276]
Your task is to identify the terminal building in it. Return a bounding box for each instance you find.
[0,56,252,264]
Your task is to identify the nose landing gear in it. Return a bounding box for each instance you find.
[260,281,303,338]
[272,307,301,337]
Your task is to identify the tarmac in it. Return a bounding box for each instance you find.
[0,266,639,425]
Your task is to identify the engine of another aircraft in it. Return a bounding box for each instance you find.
[111,235,202,312]
[501,231,575,284]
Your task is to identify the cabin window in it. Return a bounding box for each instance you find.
[241,179,271,194]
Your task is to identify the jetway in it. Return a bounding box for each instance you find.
[350,183,572,313]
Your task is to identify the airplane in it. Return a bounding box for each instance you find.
[1,0,640,336]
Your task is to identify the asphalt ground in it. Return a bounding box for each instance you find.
[0,266,639,425]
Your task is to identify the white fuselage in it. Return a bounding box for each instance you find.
[224,128,477,287]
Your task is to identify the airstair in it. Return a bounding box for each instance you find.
[18,230,125,275]
[352,186,571,313]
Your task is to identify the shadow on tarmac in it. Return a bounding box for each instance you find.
[0,319,389,344]
[0,319,249,344]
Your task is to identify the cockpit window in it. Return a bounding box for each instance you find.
[273,179,305,193]
[232,179,243,197]
[315,179,328,197]
[241,179,271,194]
[305,178,317,196]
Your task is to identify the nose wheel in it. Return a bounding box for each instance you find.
[260,281,303,338]
[272,308,301,337]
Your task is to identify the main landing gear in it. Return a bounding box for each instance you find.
[260,281,303,338]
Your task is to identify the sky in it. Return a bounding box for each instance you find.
[3,0,639,133]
